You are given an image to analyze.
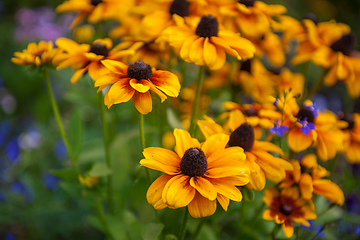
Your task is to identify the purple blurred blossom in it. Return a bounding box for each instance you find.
[43,172,59,191]
[5,233,16,240]
[5,138,19,163]
[269,120,289,137]
[54,140,68,161]
[298,117,315,135]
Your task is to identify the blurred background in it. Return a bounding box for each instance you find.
[1,0,360,239]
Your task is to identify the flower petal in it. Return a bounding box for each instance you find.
[105,80,135,108]
[162,174,195,208]
[187,192,217,218]
[287,127,313,152]
[208,177,243,202]
[129,79,151,93]
[132,91,152,114]
[174,129,200,158]
[282,220,294,238]
[101,59,128,74]
[147,174,173,210]
[150,70,181,97]
[217,193,230,211]
[140,147,181,175]
[189,177,217,201]
[201,133,229,158]
[299,173,313,200]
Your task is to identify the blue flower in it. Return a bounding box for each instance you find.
[43,172,59,191]
[5,232,16,240]
[54,140,68,161]
[298,117,315,135]
[5,138,20,163]
[273,97,279,107]
[269,120,289,137]
[305,102,319,117]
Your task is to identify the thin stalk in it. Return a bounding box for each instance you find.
[97,91,114,215]
[307,68,327,99]
[178,209,189,240]
[249,202,266,223]
[192,218,207,240]
[43,67,80,175]
[189,65,205,136]
[95,193,111,236]
[271,224,281,240]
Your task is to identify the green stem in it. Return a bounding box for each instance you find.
[307,68,327,100]
[189,65,205,136]
[43,67,81,175]
[192,218,207,240]
[178,209,189,240]
[249,202,266,223]
[95,193,111,236]
[300,62,310,102]
[271,224,281,240]
[97,91,114,215]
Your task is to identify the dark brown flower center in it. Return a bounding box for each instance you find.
[302,12,319,25]
[330,32,355,56]
[127,61,153,81]
[195,15,218,38]
[280,204,293,216]
[89,43,109,58]
[91,0,102,6]
[300,164,309,174]
[180,148,208,177]
[296,105,315,123]
[341,113,355,130]
[238,0,255,7]
[227,123,255,152]
[244,108,257,116]
[240,59,251,73]
[169,0,189,17]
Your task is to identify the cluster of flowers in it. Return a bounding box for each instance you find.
[11,0,359,238]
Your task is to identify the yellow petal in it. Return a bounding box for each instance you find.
[105,80,134,108]
[132,91,152,114]
[174,129,200,158]
[217,193,230,211]
[187,192,217,218]
[299,173,313,200]
[190,177,217,201]
[208,177,243,202]
[262,209,274,221]
[201,133,229,158]
[151,70,181,97]
[141,147,181,175]
[189,37,205,65]
[287,127,313,152]
[71,67,87,84]
[101,59,128,74]
[147,174,172,210]
[162,174,195,208]
[129,79,151,93]
[203,37,217,68]
[282,220,294,238]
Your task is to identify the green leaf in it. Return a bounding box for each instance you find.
[242,188,255,201]
[106,215,128,240]
[142,223,164,240]
[50,168,78,182]
[88,162,112,177]
[67,110,82,160]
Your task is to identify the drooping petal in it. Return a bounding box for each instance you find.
[132,91,152,114]
[189,37,205,65]
[299,173,313,200]
[129,79,151,93]
[140,147,181,175]
[151,70,181,97]
[88,61,109,81]
[208,177,243,202]
[187,192,217,218]
[203,38,217,68]
[287,127,313,152]
[162,174,195,208]
[262,209,274,220]
[71,67,87,84]
[282,220,294,238]
[174,129,200,158]
[105,80,135,108]
[189,177,217,201]
[146,174,173,210]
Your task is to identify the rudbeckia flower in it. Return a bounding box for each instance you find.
[280,154,345,205]
[140,128,250,218]
[262,187,317,238]
[158,14,256,70]
[53,38,134,83]
[95,60,181,114]
[11,41,61,67]
[198,111,292,191]
[56,0,123,29]
[339,113,360,163]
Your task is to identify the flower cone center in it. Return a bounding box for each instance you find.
[341,113,355,130]
[127,61,153,81]
[240,59,252,73]
[91,0,102,6]
[89,43,109,58]
[195,15,218,38]
[180,148,208,177]
[330,32,355,56]
[296,105,315,123]
[302,13,319,25]
[280,204,293,216]
[238,0,255,7]
[169,0,189,17]
[227,123,255,152]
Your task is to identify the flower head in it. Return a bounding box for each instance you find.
[95,60,181,114]
[140,129,250,218]
[263,187,317,238]
[11,41,60,67]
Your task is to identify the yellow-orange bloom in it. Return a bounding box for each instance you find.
[263,187,317,238]
[53,38,134,82]
[95,60,181,114]
[11,41,61,67]
[158,15,255,70]
[140,129,250,218]
[339,113,360,163]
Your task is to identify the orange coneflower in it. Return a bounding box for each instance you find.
[140,128,250,218]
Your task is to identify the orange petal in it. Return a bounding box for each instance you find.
[129,79,151,93]
[105,80,135,108]
[203,37,217,68]
[132,91,152,114]
[162,174,195,208]
[147,174,172,210]
[201,133,229,158]
[187,192,217,218]
[287,127,313,152]
[140,147,181,175]
[208,177,243,201]
[190,177,217,201]
[282,220,294,238]
[151,70,181,97]
[174,129,200,158]
[101,59,128,74]
[299,173,313,200]
[217,193,230,211]
[71,67,87,84]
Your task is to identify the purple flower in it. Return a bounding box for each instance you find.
[273,97,279,107]
[305,102,319,117]
[43,172,59,191]
[269,120,289,137]
[298,117,315,135]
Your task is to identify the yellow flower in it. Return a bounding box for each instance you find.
[272,68,304,97]
[53,38,134,82]
[79,174,99,188]
[219,1,286,39]
[262,187,317,238]
[198,112,292,191]
[73,24,95,43]
[158,15,255,70]
[56,0,123,29]
[339,113,360,163]
[95,60,181,114]
[11,41,61,67]
[280,154,345,205]
[140,128,250,218]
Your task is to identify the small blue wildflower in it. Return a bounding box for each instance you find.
[355,225,360,236]
[5,232,16,240]
[0,192,6,202]
[43,172,59,191]
[54,140,68,161]
[298,117,315,135]
[273,97,279,107]
[269,120,289,137]
[5,138,20,163]
[305,102,319,117]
